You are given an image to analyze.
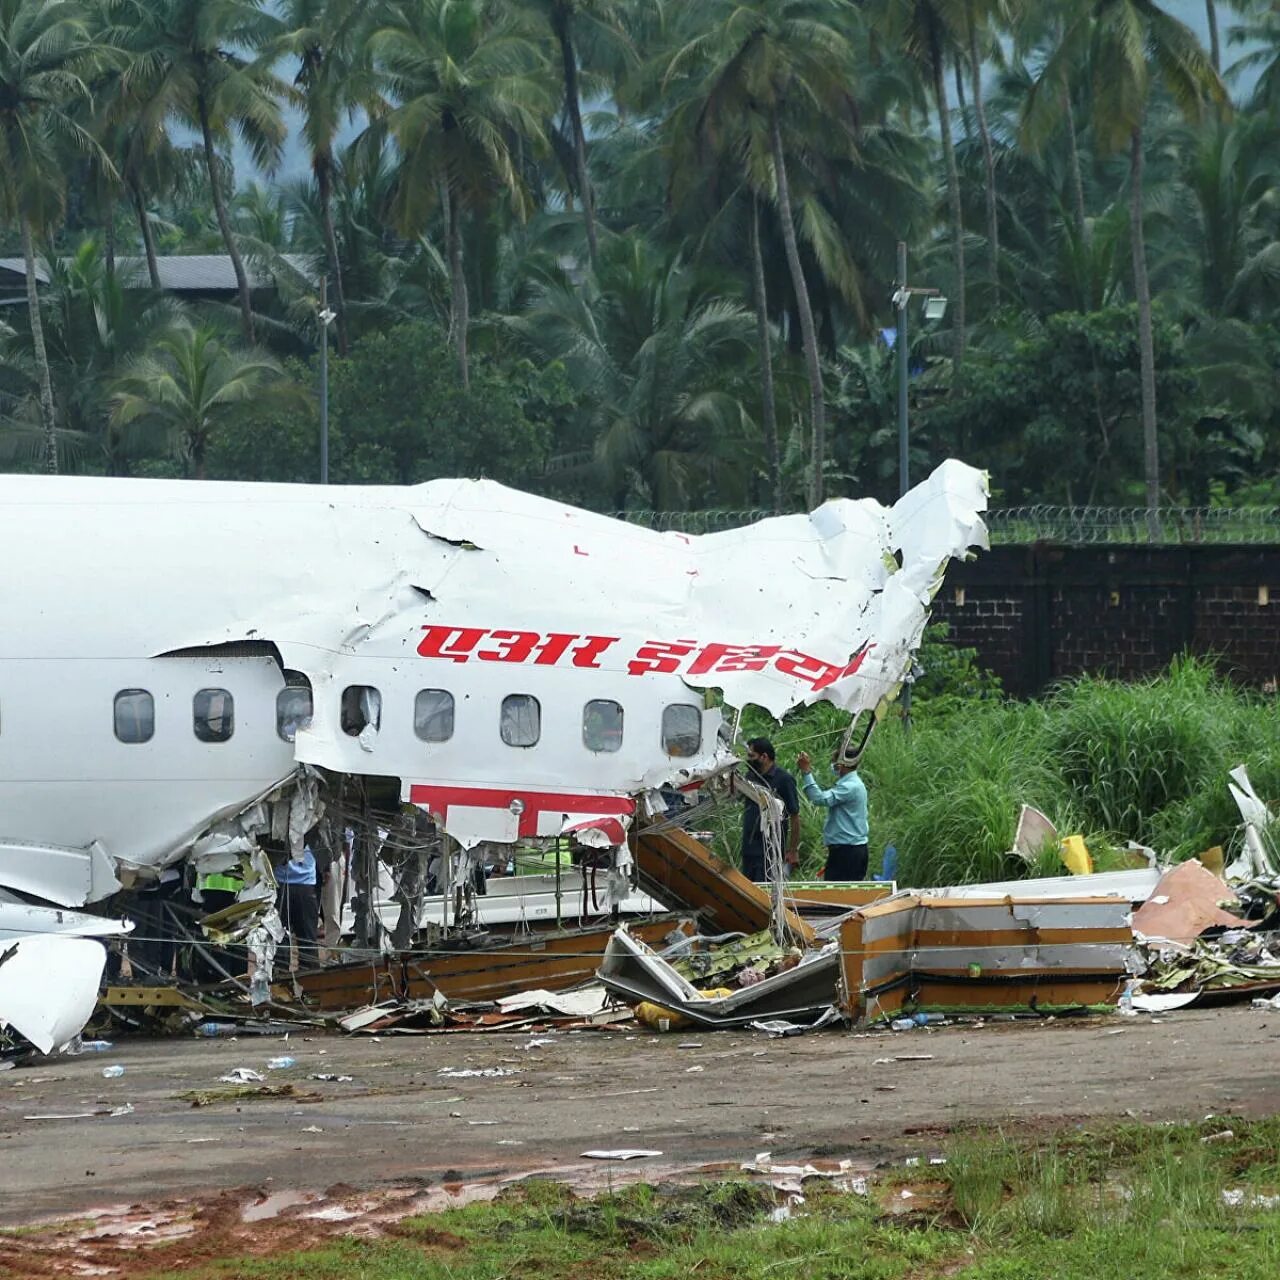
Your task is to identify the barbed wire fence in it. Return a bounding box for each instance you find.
[605,506,1280,545]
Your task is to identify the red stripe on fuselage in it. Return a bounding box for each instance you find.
[408,784,635,839]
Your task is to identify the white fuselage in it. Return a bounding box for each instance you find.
[0,465,988,909]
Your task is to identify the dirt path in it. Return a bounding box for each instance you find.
[2,1005,1277,1231]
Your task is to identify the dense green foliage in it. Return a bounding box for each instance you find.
[0,0,1277,509]
[715,650,1280,885]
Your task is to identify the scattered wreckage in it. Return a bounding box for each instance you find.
[0,461,989,1053]
[4,456,1273,1056]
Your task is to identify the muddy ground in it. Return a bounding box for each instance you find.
[3,1004,1277,1234]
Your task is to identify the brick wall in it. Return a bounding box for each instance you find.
[932,545,1280,697]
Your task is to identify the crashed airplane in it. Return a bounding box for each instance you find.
[0,460,989,1051]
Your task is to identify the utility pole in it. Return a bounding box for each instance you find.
[319,276,335,484]
[891,242,947,734]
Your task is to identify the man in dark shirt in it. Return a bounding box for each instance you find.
[739,737,801,881]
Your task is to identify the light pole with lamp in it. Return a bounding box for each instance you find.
[891,240,947,729]
[318,276,336,484]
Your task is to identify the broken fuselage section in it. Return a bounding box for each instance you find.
[0,461,988,1047]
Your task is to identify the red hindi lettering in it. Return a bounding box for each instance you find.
[532,633,578,666]
[627,639,697,676]
[570,635,620,668]
[773,648,846,690]
[417,625,488,662]
[477,630,540,663]
[686,643,781,676]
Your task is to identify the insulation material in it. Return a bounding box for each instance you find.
[839,894,1135,1022]
[1131,860,1254,944]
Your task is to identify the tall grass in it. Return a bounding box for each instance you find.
[727,655,1280,887]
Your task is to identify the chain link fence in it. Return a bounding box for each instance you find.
[607,506,1280,544]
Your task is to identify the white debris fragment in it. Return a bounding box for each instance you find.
[219,1068,265,1084]
[436,1066,519,1079]
[581,1149,663,1161]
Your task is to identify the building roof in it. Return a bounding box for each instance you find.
[0,253,315,292]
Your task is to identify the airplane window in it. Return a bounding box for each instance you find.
[414,689,455,743]
[662,704,702,758]
[500,694,540,747]
[193,688,235,743]
[277,674,313,743]
[114,689,155,744]
[583,699,624,753]
[341,685,381,737]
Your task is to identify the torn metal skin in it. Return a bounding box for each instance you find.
[0,462,988,1047]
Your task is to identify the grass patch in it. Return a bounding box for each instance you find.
[131,1119,1280,1280]
[710,645,1280,885]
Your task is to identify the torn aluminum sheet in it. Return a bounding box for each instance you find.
[495,986,608,1019]
[749,1006,842,1037]
[1225,766,1279,887]
[1131,860,1254,944]
[931,867,1163,904]
[0,461,987,913]
[597,928,840,1028]
[1009,806,1058,863]
[0,890,132,944]
[0,937,107,1054]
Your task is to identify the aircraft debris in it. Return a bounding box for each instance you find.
[0,462,988,1050]
[0,936,107,1054]
[598,927,842,1028]
[581,1149,663,1160]
[840,891,1136,1023]
[220,1068,265,1083]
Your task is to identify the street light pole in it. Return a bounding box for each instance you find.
[896,240,909,499]
[888,247,947,734]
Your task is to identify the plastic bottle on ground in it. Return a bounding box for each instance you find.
[266,1056,296,1070]
[890,1017,915,1031]
[101,1065,126,1078]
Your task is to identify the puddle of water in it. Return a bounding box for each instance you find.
[242,1190,321,1223]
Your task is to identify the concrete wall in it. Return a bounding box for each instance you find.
[932,546,1280,697]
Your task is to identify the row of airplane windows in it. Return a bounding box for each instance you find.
[102,684,705,758]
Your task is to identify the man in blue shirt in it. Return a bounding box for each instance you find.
[276,832,319,969]
[796,749,869,880]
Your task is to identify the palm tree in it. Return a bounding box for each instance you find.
[518,0,632,270]
[882,0,968,372]
[370,0,552,388]
[1014,4,1091,242]
[110,323,303,477]
[962,0,1018,287]
[1031,0,1224,531]
[510,233,756,509]
[0,0,107,473]
[665,0,861,506]
[36,239,184,472]
[279,0,375,355]
[104,0,289,342]
[1172,112,1280,320]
